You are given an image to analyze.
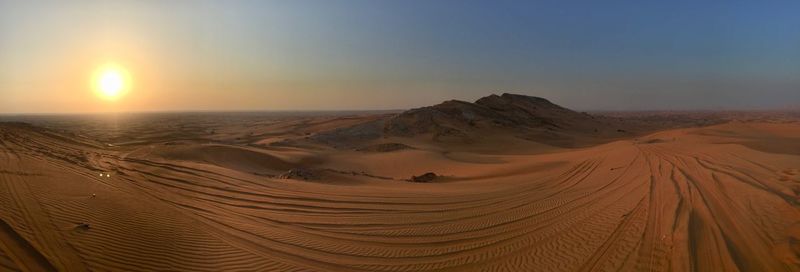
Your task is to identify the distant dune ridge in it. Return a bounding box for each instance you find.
[1,94,800,271]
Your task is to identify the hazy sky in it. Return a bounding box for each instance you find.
[1,0,799,113]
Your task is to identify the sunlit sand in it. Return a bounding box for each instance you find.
[1,94,799,271]
[1,1,798,271]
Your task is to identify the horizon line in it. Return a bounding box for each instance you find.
[1,107,798,117]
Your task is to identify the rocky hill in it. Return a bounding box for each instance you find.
[380,93,629,146]
[311,93,632,148]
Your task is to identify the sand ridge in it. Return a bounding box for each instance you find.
[1,112,800,271]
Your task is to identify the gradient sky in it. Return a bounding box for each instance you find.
[1,0,799,113]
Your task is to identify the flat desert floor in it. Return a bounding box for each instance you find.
[1,112,800,271]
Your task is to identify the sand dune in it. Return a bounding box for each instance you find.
[137,144,298,176]
[1,105,800,271]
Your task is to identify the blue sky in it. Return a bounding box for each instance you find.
[1,0,798,113]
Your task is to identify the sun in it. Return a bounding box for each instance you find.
[92,64,130,101]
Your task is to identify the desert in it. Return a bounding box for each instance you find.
[3,1,800,271]
[2,93,800,271]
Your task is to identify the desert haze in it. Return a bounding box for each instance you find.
[1,93,799,271]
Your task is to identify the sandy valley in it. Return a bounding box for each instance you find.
[1,94,800,271]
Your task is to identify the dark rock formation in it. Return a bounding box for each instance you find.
[279,168,319,181]
[410,172,438,183]
[382,93,614,145]
[310,93,643,148]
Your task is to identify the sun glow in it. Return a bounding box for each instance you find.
[92,64,130,101]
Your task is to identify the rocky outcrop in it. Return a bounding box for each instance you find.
[278,168,320,181]
[382,93,609,144]
[310,93,632,148]
[409,172,438,183]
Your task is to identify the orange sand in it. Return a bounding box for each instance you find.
[1,116,799,271]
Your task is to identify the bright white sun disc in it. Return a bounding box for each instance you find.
[93,64,130,101]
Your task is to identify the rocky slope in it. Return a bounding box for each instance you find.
[383,93,624,144]
[313,93,631,148]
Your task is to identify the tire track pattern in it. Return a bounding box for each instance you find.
[2,123,800,271]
